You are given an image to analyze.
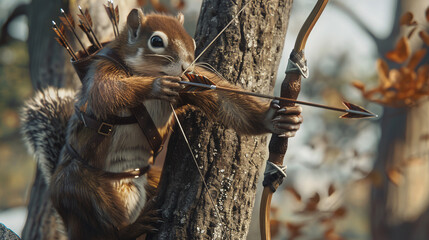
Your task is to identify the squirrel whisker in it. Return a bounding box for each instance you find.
[143,54,174,63]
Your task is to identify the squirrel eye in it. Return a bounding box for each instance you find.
[150,36,164,48]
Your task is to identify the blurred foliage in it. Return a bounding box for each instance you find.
[0,40,34,210]
[353,6,429,107]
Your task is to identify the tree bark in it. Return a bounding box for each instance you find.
[22,1,137,239]
[22,0,293,239]
[148,0,293,239]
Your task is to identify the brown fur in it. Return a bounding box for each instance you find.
[50,9,274,240]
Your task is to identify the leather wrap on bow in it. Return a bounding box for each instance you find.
[259,1,329,239]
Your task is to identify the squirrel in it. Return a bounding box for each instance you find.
[22,8,303,240]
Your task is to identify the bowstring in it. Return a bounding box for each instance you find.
[181,0,251,77]
[170,104,228,236]
[172,0,252,237]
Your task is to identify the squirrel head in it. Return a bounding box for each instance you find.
[117,9,196,76]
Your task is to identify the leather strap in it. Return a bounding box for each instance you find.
[76,46,164,156]
[131,103,164,156]
[66,142,150,180]
[75,106,138,136]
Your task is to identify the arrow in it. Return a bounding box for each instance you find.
[181,73,377,119]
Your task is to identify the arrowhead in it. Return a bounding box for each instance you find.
[341,102,378,119]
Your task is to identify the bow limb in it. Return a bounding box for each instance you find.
[259,1,329,239]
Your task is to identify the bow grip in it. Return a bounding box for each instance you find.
[268,50,305,165]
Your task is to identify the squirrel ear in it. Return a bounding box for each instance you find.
[127,8,145,43]
[177,12,184,25]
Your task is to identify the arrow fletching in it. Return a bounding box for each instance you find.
[182,72,216,92]
[341,102,377,119]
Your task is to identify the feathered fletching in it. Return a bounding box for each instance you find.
[85,9,93,27]
[182,72,215,93]
[78,19,96,46]
[115,6,119,24]
[104,0,120,38]
[55,37,66,48]
[59,13,75,28]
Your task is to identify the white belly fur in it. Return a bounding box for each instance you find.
[105,99,173,223]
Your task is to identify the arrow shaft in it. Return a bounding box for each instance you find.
[61,10,89,55]
[78,6,102,49]
[179,81,373,117]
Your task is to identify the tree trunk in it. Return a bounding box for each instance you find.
[148,0,293,239]
[371,1,429,239]
[22,1,137,239]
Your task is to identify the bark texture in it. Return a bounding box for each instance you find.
[22,1,137,239]
[148,0,293,239]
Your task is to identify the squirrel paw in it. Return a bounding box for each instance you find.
[150,76,184,102]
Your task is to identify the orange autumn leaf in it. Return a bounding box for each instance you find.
[302,193,320,212]
[400,12,415,26]
[407,26,418,39]
[285,187,302,202]
[285,222,304,238]
[175,0,185,10]
[352,81,365,91]
[416,65,429,91]
[387,168,403,186]
[333,207,347,218]
[385,37,411,63]
[377,59,391,88]
[407,49,427,69]
[419,31,429,46]
[270,219,281,237]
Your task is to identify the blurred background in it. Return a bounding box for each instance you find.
[0,0,428,239]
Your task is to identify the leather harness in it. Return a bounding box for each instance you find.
[67,47,164,179]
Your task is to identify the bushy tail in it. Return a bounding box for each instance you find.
[21,87,76,184]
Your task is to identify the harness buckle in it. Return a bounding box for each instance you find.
[98,122,113,136]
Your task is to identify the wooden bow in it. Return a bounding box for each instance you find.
[259,0,329,239]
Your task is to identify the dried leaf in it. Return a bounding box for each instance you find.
[150,0,169,13]
[303,193,320,212]
[285,187,302,202]
[285,222,304,238]
[328,184,336,196]
[175,0,185,10]
[407,26,418,39]
[270,219,281,237]
[386,37,411,63]
[324,227,344,240]
[419,31,429,46]
[352,81,365,91]
[407,49,427,69]
[270,206,279,216]
[400,12,415,26]
[416,65,429,90]
[333,207,347,218]
[387,168,403,186]
[377,59,391,88]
